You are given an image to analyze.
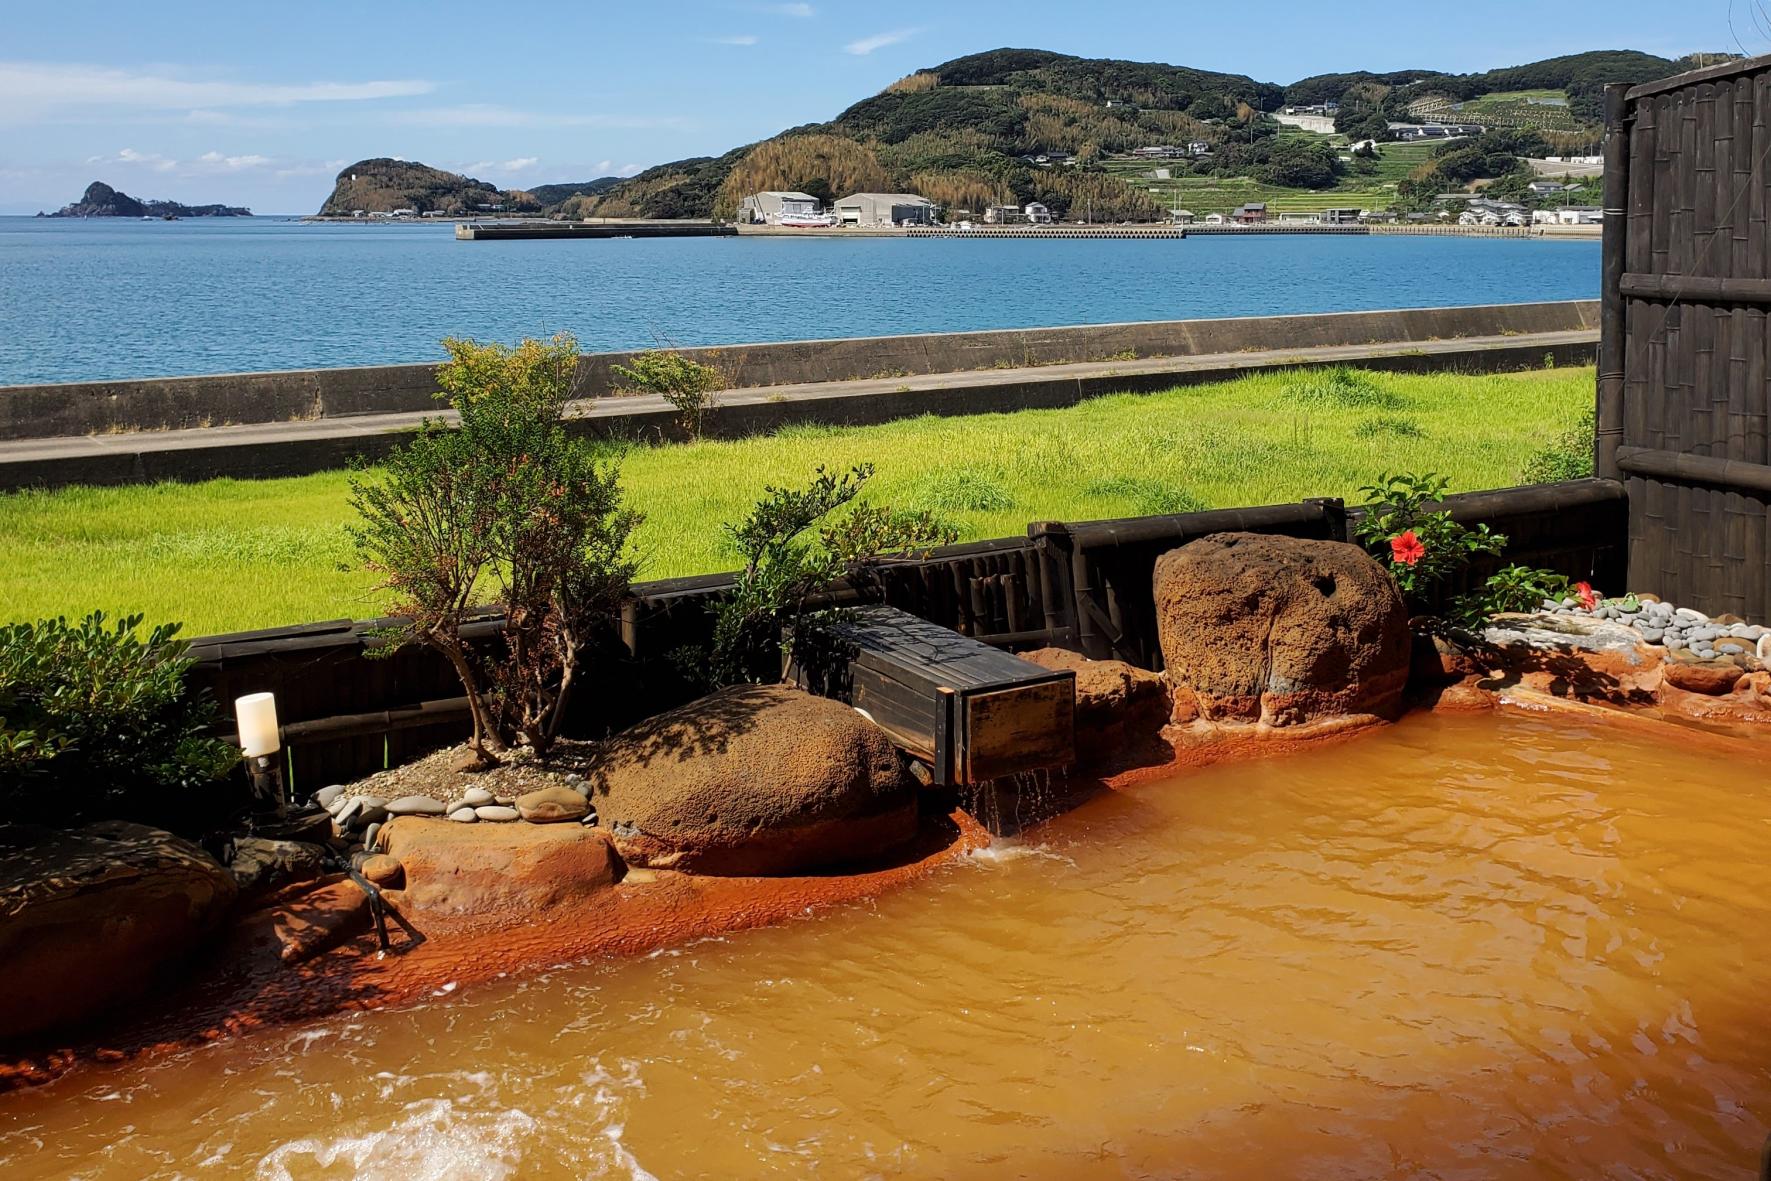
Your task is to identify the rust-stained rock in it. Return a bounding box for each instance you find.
[515,786,590,824]
[1017,647,1168,764]
[359,854,404,887]
[1663,659,1747,696]
[1481,613,1664,705]
[1153,532,1410,727]
[589,683,918,875]
[244,877,371,965]
[380,818,620,920]
[0,822,237,1041]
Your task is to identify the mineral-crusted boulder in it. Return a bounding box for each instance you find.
[1017,647,1168,763]
[0,821,237,1041]
[589,684,918,875]
[379,818,620,920]
[1663,658,1748,696]
[1481,612,1664,705]
[1153,533,1411,727]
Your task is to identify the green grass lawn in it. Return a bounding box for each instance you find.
[0,365,1594,637]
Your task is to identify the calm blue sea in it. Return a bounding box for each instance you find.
[0,216,1600,386]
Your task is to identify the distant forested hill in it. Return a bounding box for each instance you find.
[315,47,1727,222]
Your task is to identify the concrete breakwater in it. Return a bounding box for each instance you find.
[0,301,1600,443]
[456,219,735,241]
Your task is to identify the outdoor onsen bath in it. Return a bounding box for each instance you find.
[4,48,1771,1181]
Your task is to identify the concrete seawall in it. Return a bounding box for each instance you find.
[0,301,1600,442]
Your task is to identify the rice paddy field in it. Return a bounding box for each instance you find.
[1105,138,1444,216]
[0,365,1594,637]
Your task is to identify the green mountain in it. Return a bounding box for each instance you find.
[574,47,1707,222]
[314,48,1728,222]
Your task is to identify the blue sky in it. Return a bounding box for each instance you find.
[0,0,1756,214]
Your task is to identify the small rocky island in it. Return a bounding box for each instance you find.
[40,182,251,218]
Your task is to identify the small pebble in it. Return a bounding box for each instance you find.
[314,785,346,809]
[475,805,520,822]
[362,821,382,850]
[1664,636,1687,651]
[1637,627,1664,643]
[1675,607,1708,623]
[1688,626,1721,642]
[462,787,495,807]
[448,807,478,823]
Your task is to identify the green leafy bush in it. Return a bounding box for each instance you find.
[1519,406,1596,484]
[0,612,236,826]
[707,464,956,686]
[1353,472,1503,609]
[1451,564,1572,627]
[351,334,640,761]
[611,350,726,438]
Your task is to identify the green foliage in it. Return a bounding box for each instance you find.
[1085,476,1206,516]
[1285,367,1403,409]
[1353,472,1504,608]
[708,464,955,686]
[1355,415,1425,439]
[0,612,236,826]
[1450,564,1572,627]
[350,334,639,759]
[611,350,726,437]
[1520,405,1596,484]
[907,470,1014,512]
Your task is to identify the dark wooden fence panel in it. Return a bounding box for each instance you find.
[1602,55,1771,618]
[188,480,1627,785]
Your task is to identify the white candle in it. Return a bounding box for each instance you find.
[235,692,281,758]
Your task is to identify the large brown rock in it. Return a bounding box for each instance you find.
[589,684,918,875]
[1153,532,1410,727]
[379,819,620,920]
[1017,647,1169,764]
[0,821,237,1041]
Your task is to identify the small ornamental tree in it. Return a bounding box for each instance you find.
[350,334,640,762]
[1353,472,1502,611]
[708,464,956,686]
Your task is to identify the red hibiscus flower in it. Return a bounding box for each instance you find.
[1390,530,1427,567]
[1575,581,1598,611]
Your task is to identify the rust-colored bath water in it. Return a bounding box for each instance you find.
[4,710,1768,1179]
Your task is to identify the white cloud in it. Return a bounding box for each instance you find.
[461,157,541,175]
[844,27,922,55]
[389,104,684,129]
[706,34,760,45]
[87,146,178,171]
[0,61,433,121]
[758,2,815,15]
[196,150,272,170]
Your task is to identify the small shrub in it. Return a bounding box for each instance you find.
[1450,564,1572,627]
[351,334,640,761]
[1355,415,1426,440]
[907,470,1014,513]
[1086,476,1206,516]
[611,350,725,438]
[0,612,237,827]
[707,464,956,686]
[1353,472,1504,610]
[1519,406,1596,484]
[1283,367,1403,409]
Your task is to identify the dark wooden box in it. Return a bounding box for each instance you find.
[795,606,1075,786]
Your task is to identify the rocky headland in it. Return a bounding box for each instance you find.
[41,182,251,218]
